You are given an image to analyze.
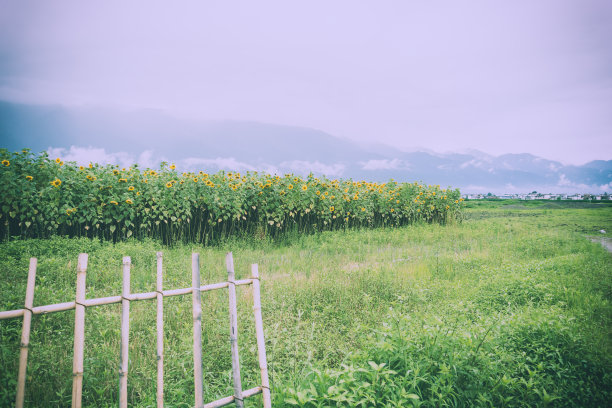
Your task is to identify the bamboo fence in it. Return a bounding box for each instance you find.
[0,252,272,408]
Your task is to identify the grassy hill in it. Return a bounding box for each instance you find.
[0,204,611,407]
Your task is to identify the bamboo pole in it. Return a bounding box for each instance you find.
[251,264,272,408]
[15,258,37,408]
[119,256,131,408]
[192,253,203,408]
[226,252,244,408]
[72,253,88,408]
[156,252,164,408]
[202,386,262,408]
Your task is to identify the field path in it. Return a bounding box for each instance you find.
[591,236,612,253]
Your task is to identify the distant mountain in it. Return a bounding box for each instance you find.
[1,100,610,194]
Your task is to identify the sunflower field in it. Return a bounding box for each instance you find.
[0,149,463,244]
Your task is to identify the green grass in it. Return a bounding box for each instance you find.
[1,206,611,406]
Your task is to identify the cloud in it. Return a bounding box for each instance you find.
[361,159,408,171]
[47,146,153,168]
[558,174,610,193]
[182,157,258,173]
[278,160,345,177]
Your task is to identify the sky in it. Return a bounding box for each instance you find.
[0,0,611,165]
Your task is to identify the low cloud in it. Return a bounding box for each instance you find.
[279,160,345,177]
[47,146,159,168]
[361,159,408,171]
[182,157,258,173]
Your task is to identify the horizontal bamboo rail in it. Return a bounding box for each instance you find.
[0,281,254,319]
[1,252,271,408]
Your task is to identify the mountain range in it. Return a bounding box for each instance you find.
[1,100,610,194]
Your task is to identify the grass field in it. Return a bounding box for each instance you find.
[1,201,611,407]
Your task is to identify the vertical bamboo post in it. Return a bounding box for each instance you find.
[226,252,244,408]
[192,253,203,408]
[119,257,131,408]
[156,252,164,408]
[15,258,37,408]
[72,253,88,408]
[251,264,271,408]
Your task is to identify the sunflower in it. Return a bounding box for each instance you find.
[113,170,119,175]
[25,175,33,181]
[330,206,335,212]
[193,177,198,182]
[110,200,118,205]
[301,185,307,191]
[55,158,61,164]
[128,186,135,191]
[119,178,127,183]
[126,199,133,204]
[79,166,84,171]
[1,160,9,166]
[166,182,173,188]
[170,164,176,170]
[50,178,62,187]
[288,184,293,190]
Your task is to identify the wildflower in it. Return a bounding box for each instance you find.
[301,185,308,191]
[1,160,9,166]
[126,199,133,204]
[128,186,134,191]
[110,200,118,205]
[26,175,33,181]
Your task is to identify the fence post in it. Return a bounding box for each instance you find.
[119,256,131,408]
[192,253,203,408]
[15,258,37,408]
[156,251,164,408]
[251,264,271,408]
[72,253,88,408]
[226,252,244,408]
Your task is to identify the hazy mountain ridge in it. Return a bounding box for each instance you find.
[1,101,610,193]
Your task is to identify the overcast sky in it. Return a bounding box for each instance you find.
[1,0,611,165]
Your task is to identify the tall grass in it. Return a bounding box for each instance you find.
[0,206,611,406]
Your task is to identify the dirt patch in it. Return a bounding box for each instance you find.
[590,237,612,254]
